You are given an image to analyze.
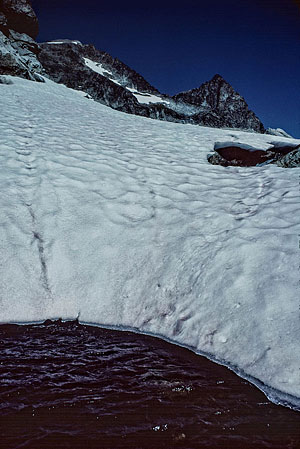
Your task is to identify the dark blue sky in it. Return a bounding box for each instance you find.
[32,0,300,137]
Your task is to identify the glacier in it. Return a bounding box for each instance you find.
[0,76,300,409]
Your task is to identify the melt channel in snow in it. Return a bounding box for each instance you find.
[0,76,300,410]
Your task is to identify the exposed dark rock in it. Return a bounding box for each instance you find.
[0,0,43,80]
[213,142,272,166]
[207,141,300,167]
[173,74,265,133]
[0,11,8,33]
[269,141,300,156]
[276,147,300,167]
[0,0,38,39]
[38,41,266,131]
[0,29,43,79]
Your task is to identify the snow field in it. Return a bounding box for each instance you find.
[0,77,300,408]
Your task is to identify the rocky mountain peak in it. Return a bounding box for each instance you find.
[0,1,266,133]
[211,73,225,82]
[172,74,265,132]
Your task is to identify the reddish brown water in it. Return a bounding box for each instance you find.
[0,320,299,449]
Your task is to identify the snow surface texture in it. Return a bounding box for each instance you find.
[1,77,300,409]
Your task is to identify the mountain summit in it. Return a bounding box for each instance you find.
[173,74,265,132]
[38,40,265,132]
[1,0,265,132]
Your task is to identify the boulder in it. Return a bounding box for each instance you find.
[212,142,273,166]
[207,141,300,167]
[270,141,300,156]
[207,152,230,167]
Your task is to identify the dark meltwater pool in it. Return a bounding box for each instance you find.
[0,321,299,449]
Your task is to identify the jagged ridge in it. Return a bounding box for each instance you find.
[0,1,265,132]
[173,74,265,132]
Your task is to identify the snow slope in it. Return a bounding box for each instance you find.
[0,77,300,409]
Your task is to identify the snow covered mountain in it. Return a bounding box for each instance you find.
[38,39,265,132]
[1,75,300,410]
[0,0,267,132]
[173,74,265,132]
[37,39,183,123]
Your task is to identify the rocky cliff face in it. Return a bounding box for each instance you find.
[173,74,265,133]
[0,0,38,38]
[0,0,43,80]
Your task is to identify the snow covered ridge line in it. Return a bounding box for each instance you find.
[1,77,300,411]
[266,127,292,138]
[38,40,265,132]
[83,57,171,105]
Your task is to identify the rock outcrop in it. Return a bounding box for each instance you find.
[207,141,300,167]
[0,0,43,80]
[0,0,38,39]
[173,75,265,133]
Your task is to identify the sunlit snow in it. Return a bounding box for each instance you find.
[47,41,81,45]
[0,76,299,409]
[83,57,120,82]
[84,57,168,105]
[127,87,170,105]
